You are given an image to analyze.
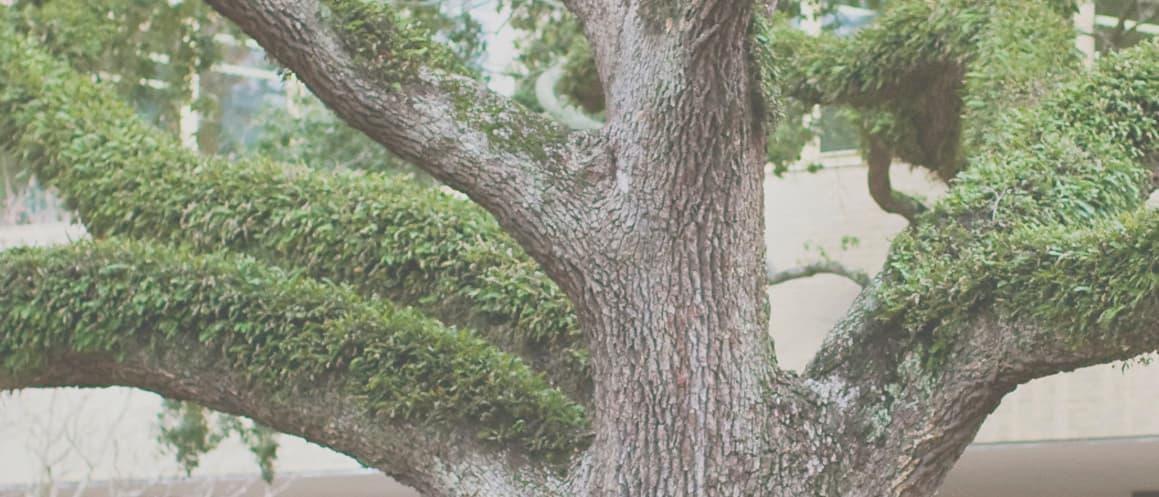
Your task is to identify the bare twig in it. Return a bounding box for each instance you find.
[766,260,870,287]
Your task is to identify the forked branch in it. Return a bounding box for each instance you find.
[203,0,578,247]
[798,41,1159,496]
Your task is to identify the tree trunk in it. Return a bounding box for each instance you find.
[574,231,773,496]
[14,2,1158,497]
[551,4,781,495]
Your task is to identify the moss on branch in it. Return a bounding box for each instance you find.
[0,26,587,396]
[759,0,1079,179]
[323,0,475,81]
[0,240,590,463]
[877,42,1159,354]
[317,0,573,163]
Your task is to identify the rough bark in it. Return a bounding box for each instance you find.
[554,2,779,496]
[4,2,1159,497]
[798,286,1017,497]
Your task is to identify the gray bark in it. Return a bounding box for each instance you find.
[548,2,777,495]
[767,260,870,287]
[6,1,1158,497]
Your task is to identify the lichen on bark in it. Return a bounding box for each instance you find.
[440,77,572,164]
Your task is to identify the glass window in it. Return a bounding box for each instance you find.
[1095,0,1159,53]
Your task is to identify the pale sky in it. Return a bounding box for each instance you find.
[469,0,521,96]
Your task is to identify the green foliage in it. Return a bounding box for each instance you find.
[0,240,590,463]
[877,42,1159,357]
[157,400,279,482]
[760,0,1080,179]
[555,33,603,114]
[158,400,220,477]
[752,14,818,172]
[247,93,425,178]
[500,2,605,118]
[401,1,487,69]
[0,25,586,396]
[7,0,224,131]
[324,0,477,83]
[4,0,295,472]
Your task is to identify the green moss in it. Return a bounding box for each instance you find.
[0,24,588,396]
[876,42,1159,355]
[441,77,570,164]
[760,0,1079,179]
[323,0,476,81]
[0,240,590,463]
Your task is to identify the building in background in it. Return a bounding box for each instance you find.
[2,2,1159,496]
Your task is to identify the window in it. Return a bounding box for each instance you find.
[1094,0,1159,53]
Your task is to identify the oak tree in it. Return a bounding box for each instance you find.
[2,1,1158,496]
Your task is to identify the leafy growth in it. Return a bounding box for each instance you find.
[0,240,591,464]
[877,42,1159,359]
[759,0,1080,179]
[0,25,588,399]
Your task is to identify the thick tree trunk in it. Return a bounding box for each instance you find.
[574,238,773,497]
[552,3,781,496]
[14,2,1157,497]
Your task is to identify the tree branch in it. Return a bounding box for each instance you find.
[201,0,584,256]
[0,25,590,402]
[763,0,1078,179]
[0,241,587,497]
[795,41,1159,496]
[766,260,869,287]
[958,211,1159,384]
[866,138,927,224]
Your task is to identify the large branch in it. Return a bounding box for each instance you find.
[762,0,1078,179]
[201,0,584,258]
[0,25,590,401]
[0,241,588,497]
[792,39,1159,497]
[936,211,1159,383]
